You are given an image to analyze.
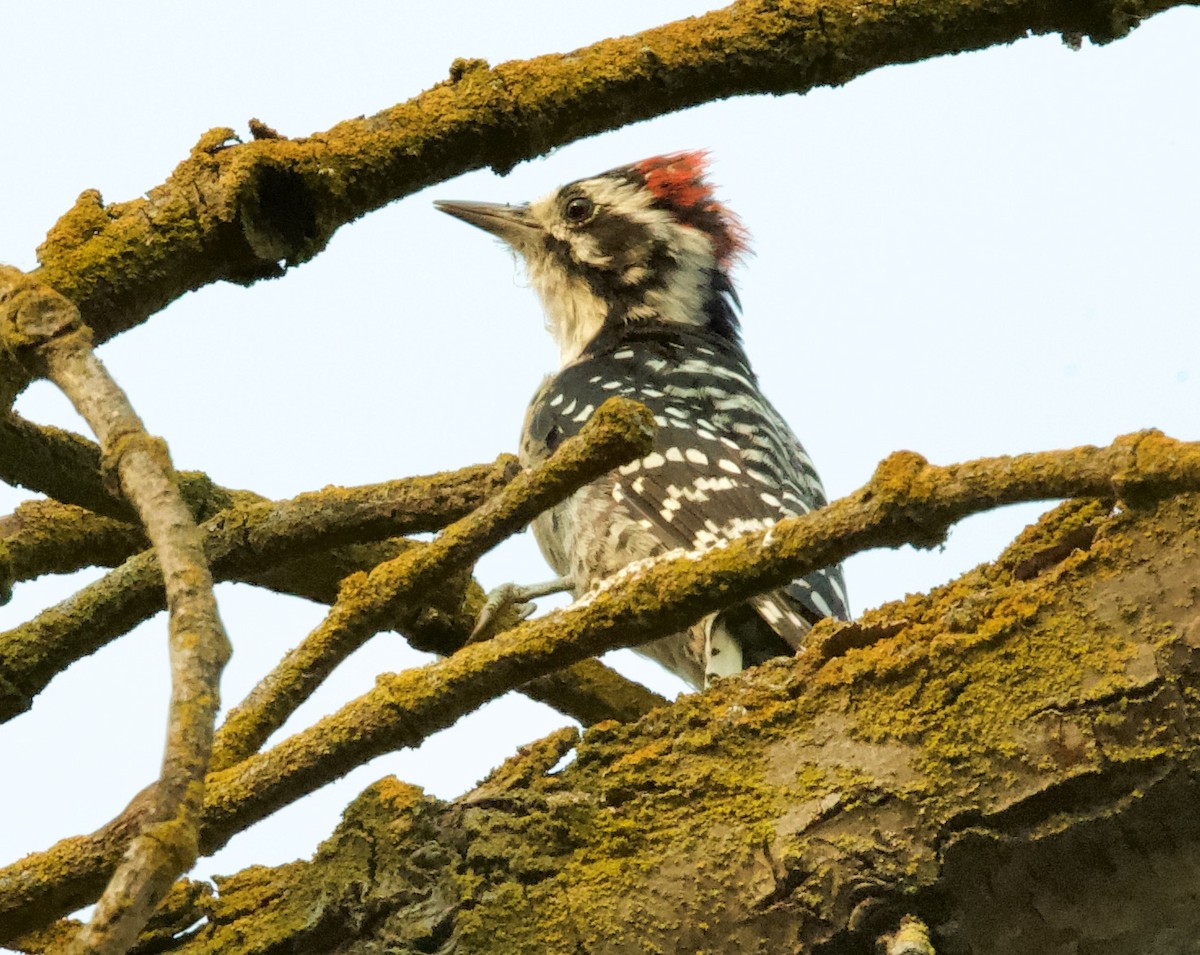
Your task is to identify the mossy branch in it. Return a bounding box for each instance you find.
[0,448,663,736]
[0,456,517,722]
[4,0,1182,386]
[0,462,663,728]
[0,399,658,943]
[0,457,515,608]
[189,433,1200,853]
[5,429,1196,943]
[0,500,143,605]
[242,543,668,727]
[0,269,230,953]
[148,493,1200,955]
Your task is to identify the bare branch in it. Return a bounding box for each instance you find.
[0,268,230,953]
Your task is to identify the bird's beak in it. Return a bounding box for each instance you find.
[434,200,539,248]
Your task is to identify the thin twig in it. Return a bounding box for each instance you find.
[0,268,230,954]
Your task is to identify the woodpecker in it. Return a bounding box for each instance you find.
[437,152,849,689]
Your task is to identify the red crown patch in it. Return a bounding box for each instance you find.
[634,152,749,267]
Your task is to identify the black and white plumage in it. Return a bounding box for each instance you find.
[437,152,849,689]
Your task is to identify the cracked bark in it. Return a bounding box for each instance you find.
[74,492,1200,955]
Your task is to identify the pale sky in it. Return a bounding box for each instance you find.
[1,1,1197,922]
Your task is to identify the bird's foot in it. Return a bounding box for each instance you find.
[470,576,573,642]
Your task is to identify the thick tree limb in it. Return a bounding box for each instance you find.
[0,270,230,952]
[67,491,1200,955]
[8,0,1187,382]
[4,430,1197,944]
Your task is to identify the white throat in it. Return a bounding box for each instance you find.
[524,256,608,366]
[525,229,717,367]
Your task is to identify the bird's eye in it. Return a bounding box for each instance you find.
[564,195,595,223]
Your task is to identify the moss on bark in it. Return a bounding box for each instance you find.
[129,493,1200,954]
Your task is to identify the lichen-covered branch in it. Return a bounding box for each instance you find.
[0,455,517,722]
[5,429,1195,944]
[189,432,1200,852]
[0,654,664,948]
[0,456,662,737]
[239,543,669,728]
[0,499,143,604]
[73,492,1200,954]
[0,399,658,942]
[520,659,667,726]
[9,0,1186,381]
[0,269,230,952]
[0,402,652,733]
[0,408,517,575]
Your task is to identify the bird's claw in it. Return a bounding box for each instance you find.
[470,577,572,642]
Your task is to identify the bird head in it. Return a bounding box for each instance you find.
[436,152,748,366]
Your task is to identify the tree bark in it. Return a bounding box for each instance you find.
[106,492,1200,954]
